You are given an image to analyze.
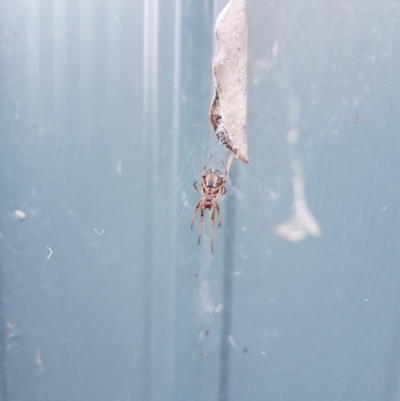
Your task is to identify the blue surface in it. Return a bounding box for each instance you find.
[0,0,399,400]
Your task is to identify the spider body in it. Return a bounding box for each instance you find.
[191,156,227,254]
[205,168,224,189]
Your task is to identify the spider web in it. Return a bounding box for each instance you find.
[0,0,400,400]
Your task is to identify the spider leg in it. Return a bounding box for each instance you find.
[214,185,226,199]
[214,200,222,227]
[198,205,205,245]
[191,200,202,229]
[211,181,226,196]
[221,158,227,172]
[210,206,215,254]
[201,178,208,193]
[221,158,228,184]
[203,155,213,174]
[193,181,203,194]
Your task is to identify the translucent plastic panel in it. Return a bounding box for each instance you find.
[0,1,399,401]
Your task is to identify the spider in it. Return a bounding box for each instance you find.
[191,155,227,254]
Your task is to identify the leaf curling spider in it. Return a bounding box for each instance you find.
[191,155,227,254]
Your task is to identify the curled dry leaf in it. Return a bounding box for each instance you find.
[209,0,248,163]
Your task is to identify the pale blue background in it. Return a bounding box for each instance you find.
[0,1,399,400]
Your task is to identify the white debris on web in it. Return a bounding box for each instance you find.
[13,210,27,220]
[227,334,247,353]
[35,349,44,373]
[272,39,279,62]
[115,160,122,175]
[227,334,241,351]
[276,159,321,242]
[46,246,53,260]
[275,96,321,242]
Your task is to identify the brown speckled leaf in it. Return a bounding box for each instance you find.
[209,0,248,163]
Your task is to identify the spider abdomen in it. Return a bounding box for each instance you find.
[205,169,224,189]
